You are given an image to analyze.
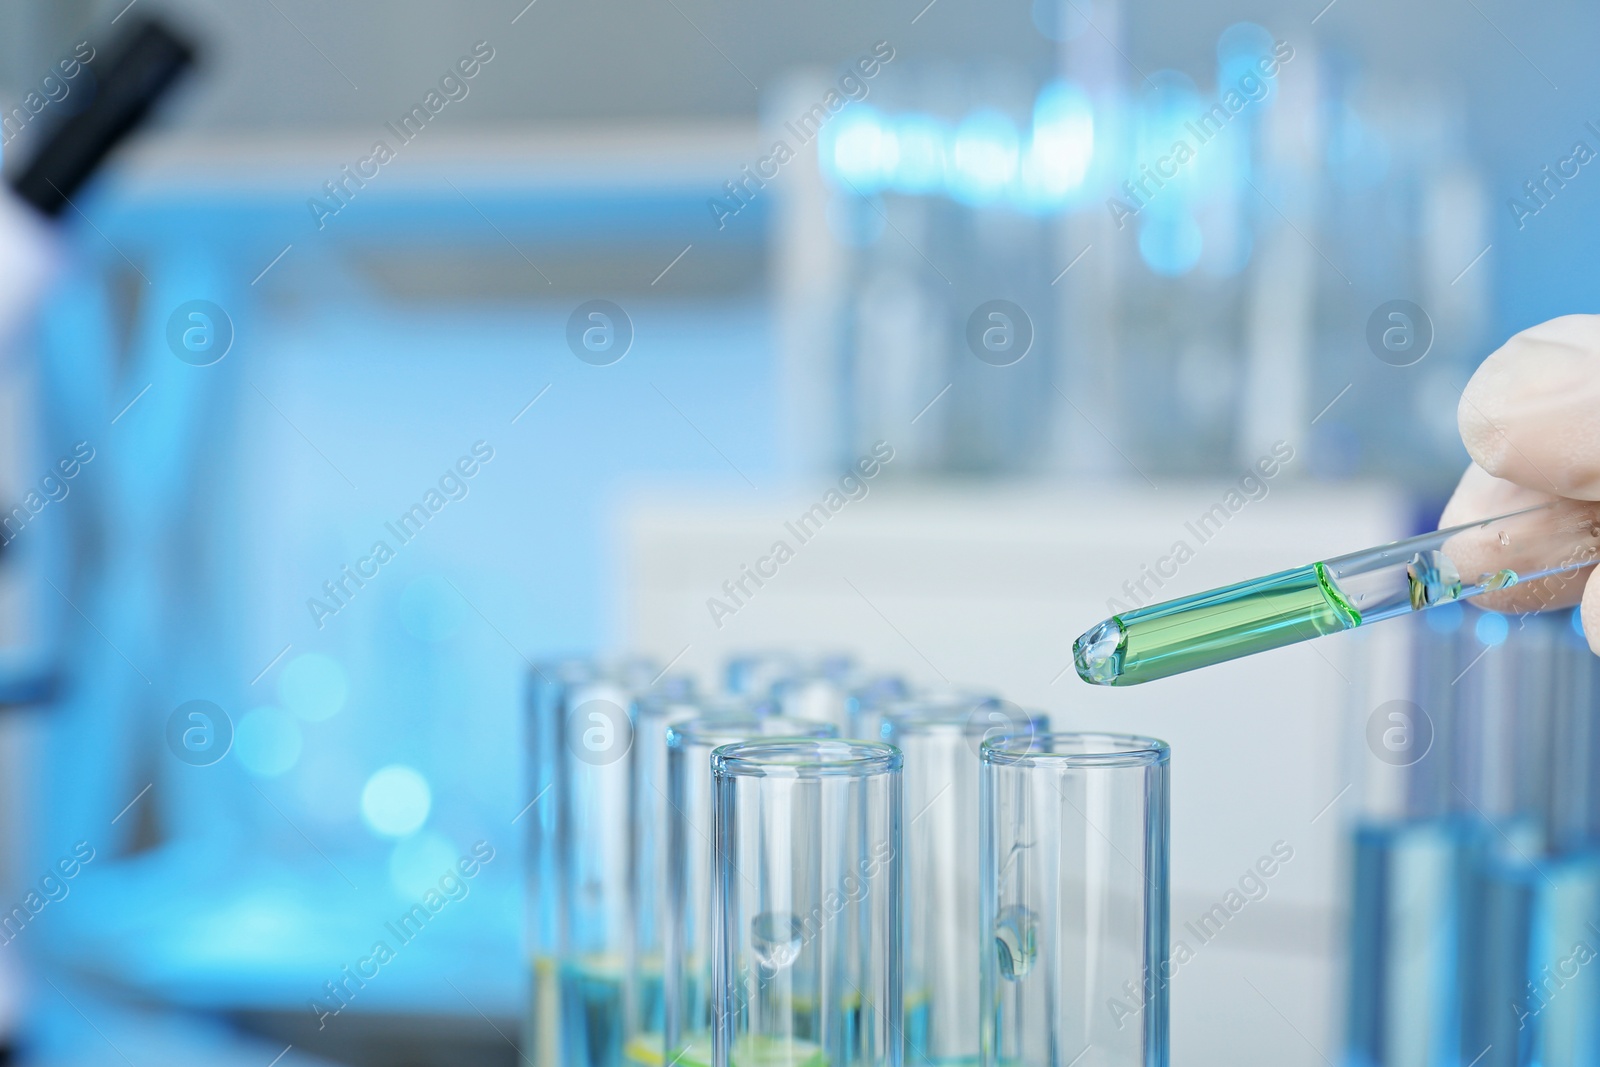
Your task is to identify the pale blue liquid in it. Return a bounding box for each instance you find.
[1469,852,1600,1067]
[528,956,663,1067]
[1346,818,1486,1067]
[1347,820,1600,1067]
[536,957,915,1067]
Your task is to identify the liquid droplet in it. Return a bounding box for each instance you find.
[1498,530,1511,547]
[994,905,1037,981]
[1406,550,1463,610]
[1073,618,1126,686]
[751,911,805,972]
[1481,568,1519,592]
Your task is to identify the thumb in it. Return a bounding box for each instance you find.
[1459,314,1600,499]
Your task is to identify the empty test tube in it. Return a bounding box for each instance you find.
[770,656,858,727]
[728,652,873,734]
[726,652,803,699]
[858,688,1001,754]
[844,676,911,740]
[713,739,904,1067]
[980,733,1171,1067]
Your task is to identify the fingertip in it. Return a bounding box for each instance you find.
[1457,351,1515,474]
[1583,574,1600,657]
[1459,315,1600,495]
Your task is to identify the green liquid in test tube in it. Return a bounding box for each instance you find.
[1074,500,1600,686]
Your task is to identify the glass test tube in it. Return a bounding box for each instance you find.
[857,688,1000,751]
[980,733,1171,1067]
[1452,613,1600,1067]
[1074,498,1600,686]
[713,739,904,1067]
[1341,610,1585,1067]
[883,701,1047,1067]
[528,664,655,1067]
[1350,607,1497,1067]
[626,685,706,1066]
[727,652,803,698]
[527,659,598,1067]
[843,676,911,741]
[665,715,840,1066]
[528,665,592,905]
[770,656,859,728]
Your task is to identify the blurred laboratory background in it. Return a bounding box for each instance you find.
[0,0,1596,1063]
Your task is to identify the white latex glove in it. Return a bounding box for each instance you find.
[1439,314,1600,645]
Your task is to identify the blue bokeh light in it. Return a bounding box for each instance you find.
[361,764,433,838]
[818,82,1105,211]
[949,109,1021,205]
[890,114,949,194]
[1475,611,1509,647]
[827,107,897,191]
[1014,81,1094,210]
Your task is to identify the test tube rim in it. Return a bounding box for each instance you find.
[644,692,762,722]
[712,737,902,779]
[889,687,1001,709]
[881,702,1048,739]
[667,714,838,750]
[847,674,912,701]
[637,696,695,721]
[767,652,858,683]
[981,730,1170,769]
[640,694,732,716]
[724,649,802,693]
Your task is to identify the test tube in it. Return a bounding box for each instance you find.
[528,664,658,1067]
[1460,613,1600,1067]
[626,684,708,1065]
[527,662,594,956]
[712,739,904,1067]
[1342,610,1566,1067]
[857,687,1000,751]
[980,733,1171,1067]
[770,656,858,727]
[726,652,802,698]
[883,701,1046,1066]
[665,715,840,1065]
[1079,498,1600,687]
[843,676,911,741]
[726,653,858,728]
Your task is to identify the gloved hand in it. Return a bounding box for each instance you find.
[1439,314,1600,646]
